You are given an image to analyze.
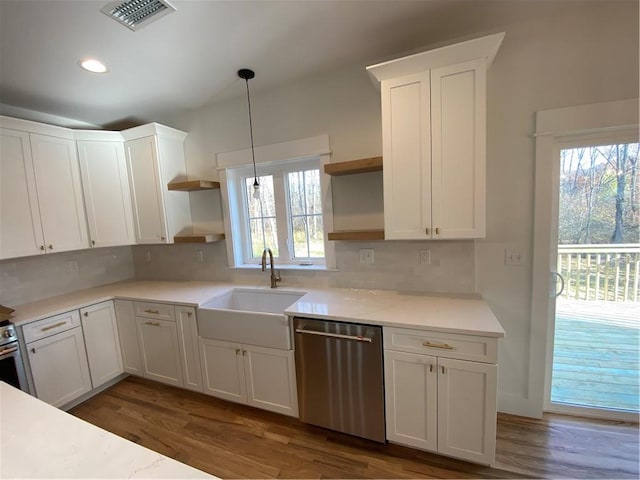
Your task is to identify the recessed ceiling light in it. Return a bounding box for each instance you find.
[79,59,109,73]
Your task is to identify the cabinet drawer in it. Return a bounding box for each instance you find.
[134,302,175,321]
[383,327,497,363]
[23,310,81,344]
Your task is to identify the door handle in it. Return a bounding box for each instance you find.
[552,272,565,298]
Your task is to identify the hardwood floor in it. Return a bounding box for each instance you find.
[70,377,639,479]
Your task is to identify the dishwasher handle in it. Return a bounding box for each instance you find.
[295,327,374,343]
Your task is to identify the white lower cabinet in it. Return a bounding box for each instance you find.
[80,301,124,389]
[200,338,298,417]
[176,306,203,392]
[25,312,92,408]
[136,316,184,388]
[114,300,144,375]
[384,327,498,465]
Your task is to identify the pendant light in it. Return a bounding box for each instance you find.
[238,68,260,199]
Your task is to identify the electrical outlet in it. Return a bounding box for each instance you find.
[195,250,204,263]
[67,260,78,274]
[144,251,151,263]
[359,248,374,264]
[419,249,431,265]
[505,248,523,266]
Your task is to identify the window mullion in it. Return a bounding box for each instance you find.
[272,173,290,262]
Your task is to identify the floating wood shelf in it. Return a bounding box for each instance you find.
[173,233,225,243]
[323,156,383,176]
[167,180,220,191]
[328,229,385,241]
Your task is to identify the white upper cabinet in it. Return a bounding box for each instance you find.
[367,33,504,240]
[0,117,89,259]
[122,124,191,244]
[76,131,136,248]
[0,128,44,258]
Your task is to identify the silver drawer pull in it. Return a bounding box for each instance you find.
[145,321,160,326]
[41,321,67,332]
[295,328,373,343]
[0,347,18,356]
[144,309,160,314]
[423,341,454,350]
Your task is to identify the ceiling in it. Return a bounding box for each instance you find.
[0,0,560,128]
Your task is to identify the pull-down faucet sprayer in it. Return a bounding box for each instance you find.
[261,248,281,288]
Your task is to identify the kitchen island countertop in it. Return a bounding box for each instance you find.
[0,381,214,479]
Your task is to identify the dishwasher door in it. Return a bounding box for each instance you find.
[293,317,385,443]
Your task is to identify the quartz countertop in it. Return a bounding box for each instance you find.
[10,281,504,338]
[0,381,214,479]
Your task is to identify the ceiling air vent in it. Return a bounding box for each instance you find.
[101,0,176,31]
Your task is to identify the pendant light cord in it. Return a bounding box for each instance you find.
[244,78,259,187]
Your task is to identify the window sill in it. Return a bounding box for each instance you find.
[227,264,338,272]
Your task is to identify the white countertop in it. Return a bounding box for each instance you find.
[10,281,504,338]
[0,381,214,479]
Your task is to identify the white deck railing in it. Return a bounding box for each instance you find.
[557,244,640,302]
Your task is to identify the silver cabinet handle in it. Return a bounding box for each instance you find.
[145,321,160,326]
[422,341,454,350]
[295,328,373,343]
[144,309,160,314]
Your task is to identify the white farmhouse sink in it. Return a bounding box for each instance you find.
[197,288,306,349]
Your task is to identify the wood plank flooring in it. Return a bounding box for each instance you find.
[70,377,639,479]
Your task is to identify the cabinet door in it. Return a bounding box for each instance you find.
[384,349,438,451]
[77,139,135,247]
[136,317,184,387]
[0,128,45,259]
[114,300,143,375]
[176,306,203,392]
[243,344,298,417]
[199,337,247,404]
[27,327,92,408]
[30,133,88,252]
[80,301,124,389]
[431,59,486,239]
[382,72,432,240]
[437,357,497,465]
[125,136,168,244]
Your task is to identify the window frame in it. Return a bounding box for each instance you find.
[233,158,325,266]
[217,135,336,270]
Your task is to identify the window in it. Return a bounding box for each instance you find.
[218,135,335,270]
[227,158,328,267]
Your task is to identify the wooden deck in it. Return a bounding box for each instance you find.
[552,299,639,412]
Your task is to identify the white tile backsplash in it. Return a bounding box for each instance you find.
[0,240,474,308]
[0,246,135,307]
[132,240,475,294]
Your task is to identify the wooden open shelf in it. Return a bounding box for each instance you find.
[323,156,382,176]
[167,180,220,191]
[173,233,225,243]
[327,229,385,241]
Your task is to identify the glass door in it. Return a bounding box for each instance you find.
[548,142,639,418]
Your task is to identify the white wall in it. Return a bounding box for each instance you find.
[153,0,638,416]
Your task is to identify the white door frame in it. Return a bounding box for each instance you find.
[529,98,638,419]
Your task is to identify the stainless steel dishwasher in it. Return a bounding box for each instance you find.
[293,317,385,443]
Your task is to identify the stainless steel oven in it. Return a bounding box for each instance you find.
[0,320,28,392]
